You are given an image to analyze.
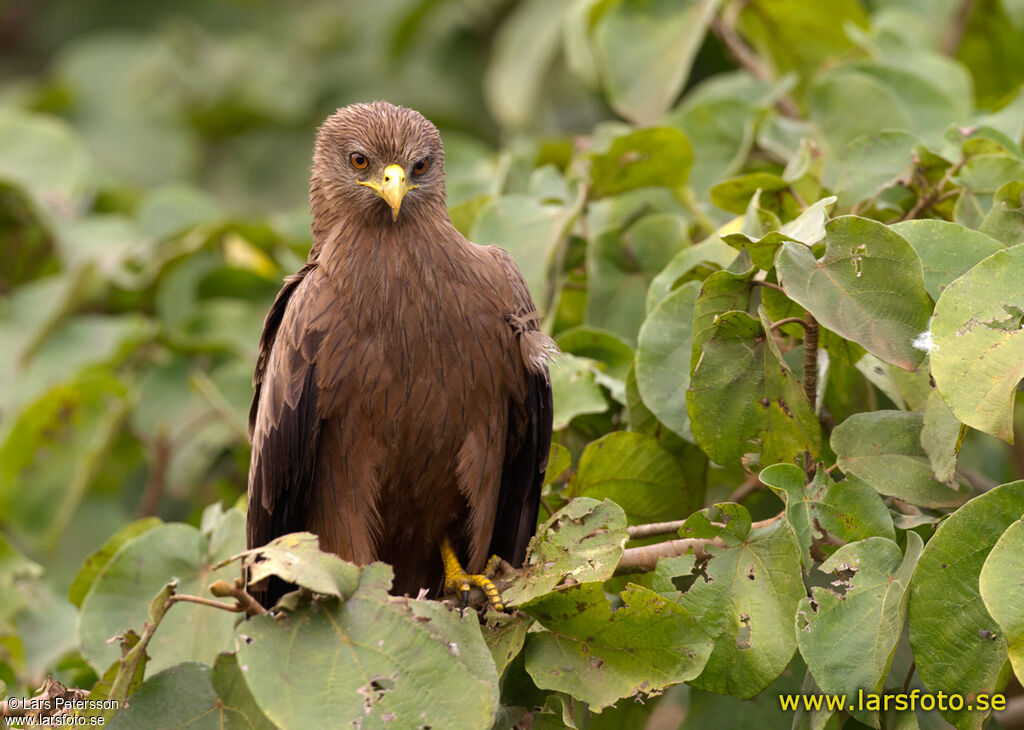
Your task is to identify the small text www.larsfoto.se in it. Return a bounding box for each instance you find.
[778,689,1006,713]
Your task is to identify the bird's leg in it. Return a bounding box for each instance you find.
[440,536,504,612]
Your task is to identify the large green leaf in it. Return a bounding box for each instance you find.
[521,582,713,710]
[107,657,275,730]
[680,511,805,699]
[588,127,693,198]
[484,0,569,129]
[796,535,922,726]
[908,481,1024,730]
[236,563,498,730]
[930,244,1024,441]
[890,219,1004,301]
[646,234,738,312]
[591,0,719,125]
[0,108,92,209]
[776,216,932,371]
[831,411,968,508]
[585,213,687,342]
[567,431,689,525]
[759,464,895,569]
[635,280,700,440]
[979,517,1024,684]
[78,508,245,675]
[687,310,820,469]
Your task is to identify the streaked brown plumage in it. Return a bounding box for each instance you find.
[246,101,553,607]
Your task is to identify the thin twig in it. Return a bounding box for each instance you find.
[769,316,808,332]
[166,593,243,613]
[628,520,686,540]
[710,10,801,118]
[616,512,784,575]
[752,280,786,293]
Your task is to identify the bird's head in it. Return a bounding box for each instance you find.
[311,101,446,226]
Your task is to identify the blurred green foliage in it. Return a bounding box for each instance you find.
[1,0,1024,728]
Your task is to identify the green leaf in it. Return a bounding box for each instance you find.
[930,244,1024,442]
[521,582,713,710]
[567,431,689,524]
[691,267,755,363]
[831,411,968,508]
[681,516,805,699]
[796,534,922,726]
[137,184,224,241]
[635,280,700,440]
[759,464,895,569]
[723,195,837,270]
[555,326,634,383]
[687,310,821,469]
[78,510,245,675]
[776,216,932,370]
[979,517,1024,684]
[470,194,566,312]
[889,219,1004,301]
[980,180,1024,246]
[585,213,687,342]
[482,613,533,679]
[484,0,569,129]
[236,563,499,730]
[646,234,738,312]
[502,498,628,607]
[591,0,719,125]
[588,127,693,198]
[240,532,359,600]
[920,388,963,484]
[710,172,797,219]
[833,130,919,207]
[106,659,274,730]
[908,481,1024,730]
[0,108,91,209]
[549,353,610,430]
[809,69,913,151]
[68,518,162,608]
[739,0,867,83]
[668,93,759,196]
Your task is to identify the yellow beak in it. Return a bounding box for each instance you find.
[358,164,417,221]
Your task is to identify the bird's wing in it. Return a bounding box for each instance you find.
[485,247,555,567]
[247,263,324,555]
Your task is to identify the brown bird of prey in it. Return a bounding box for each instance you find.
[246,101,554,610]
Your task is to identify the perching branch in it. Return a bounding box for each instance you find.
[615,511,785,575]
[801,311,819,408]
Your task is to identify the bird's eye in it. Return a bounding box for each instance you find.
[412,158,430,176]
[350,152,368,170]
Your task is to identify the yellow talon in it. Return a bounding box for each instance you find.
[440,536,505,612]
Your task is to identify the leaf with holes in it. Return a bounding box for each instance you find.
[501,498,628,607]
[776,216,931,370]
[796,534,922,726]
[236,563,499,730]
[521,582,713,710]
[679,514,805,699]
[931,244,1024,442]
